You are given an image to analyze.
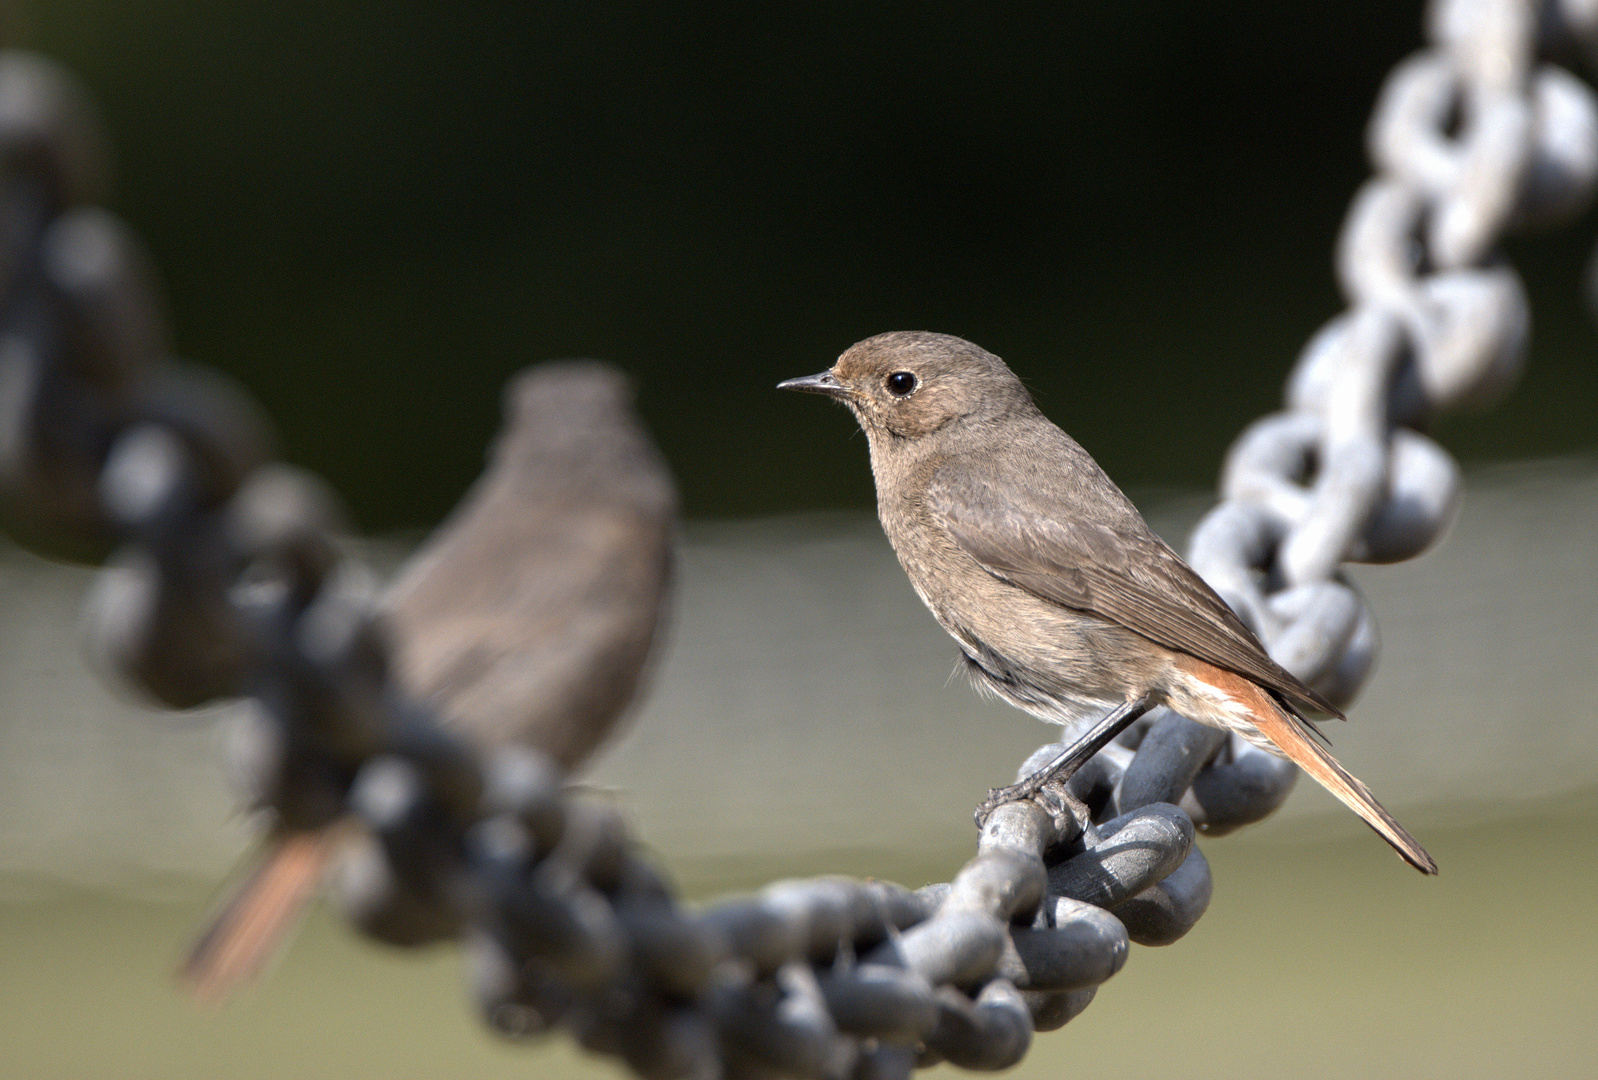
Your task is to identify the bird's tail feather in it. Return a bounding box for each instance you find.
[179,825,342,1003]
[1238,682,1438,875]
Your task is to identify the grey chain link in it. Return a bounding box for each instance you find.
[1175,0,1598,839]
[1,2,1592,1076]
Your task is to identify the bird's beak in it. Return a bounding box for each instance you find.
[776,370,850,400]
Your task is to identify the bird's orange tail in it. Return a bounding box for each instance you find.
[1189,662,1438,875]
[180,826,342,1003]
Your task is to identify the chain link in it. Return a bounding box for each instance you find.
[1179,0,1598,838]
[1,3,1592,1076]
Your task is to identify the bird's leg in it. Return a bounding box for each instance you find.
[975,693,1158,829]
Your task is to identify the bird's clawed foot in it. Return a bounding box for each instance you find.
[974,773,1092,838]
[974,694,1158,834]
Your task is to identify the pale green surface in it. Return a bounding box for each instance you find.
[3,461,1597,1078]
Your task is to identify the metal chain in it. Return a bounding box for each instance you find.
[1167,0,1598,837]
[0,46,1181,1080]
[0,2,1592,1076]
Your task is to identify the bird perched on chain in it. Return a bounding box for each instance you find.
[780,331,1435,874]
[182,361,678,1000]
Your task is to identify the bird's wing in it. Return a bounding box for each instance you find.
[927,462,1342,719]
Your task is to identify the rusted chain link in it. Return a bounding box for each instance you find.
[1,2,1592,1076]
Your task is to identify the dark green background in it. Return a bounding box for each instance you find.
[16,1,1598,529]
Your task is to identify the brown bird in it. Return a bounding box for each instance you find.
[182,361,678,1000]
[780,331,1436,874]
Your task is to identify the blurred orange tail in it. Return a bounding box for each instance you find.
[180,826,341,1003]
[1190,662,1438,875]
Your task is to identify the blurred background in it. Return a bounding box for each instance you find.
[1,1,1595,1078]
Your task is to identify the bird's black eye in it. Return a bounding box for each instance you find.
[885,371,918,397]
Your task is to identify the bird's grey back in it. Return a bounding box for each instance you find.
[382,361,677,771]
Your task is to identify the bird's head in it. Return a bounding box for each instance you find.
[778,331,1033,443]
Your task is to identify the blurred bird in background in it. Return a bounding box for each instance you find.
[181,361,677,1001]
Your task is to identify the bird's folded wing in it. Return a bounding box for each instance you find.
[927,465,1341,719]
